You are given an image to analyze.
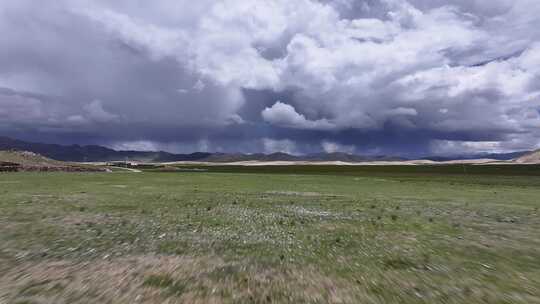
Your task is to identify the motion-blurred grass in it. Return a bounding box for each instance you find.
[1,167,539,303]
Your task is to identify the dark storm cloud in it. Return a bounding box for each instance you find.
[0,0,539,155]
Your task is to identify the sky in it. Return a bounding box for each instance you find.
[1,0,539,157]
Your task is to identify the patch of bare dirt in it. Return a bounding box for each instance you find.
[266,191,323,197]
[52,213,119,228]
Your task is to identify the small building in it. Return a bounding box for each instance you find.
[107,161,139,168]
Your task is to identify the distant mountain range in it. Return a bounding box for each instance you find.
[0,136,206,162]
[423,151,532,162]
[0,136,402,162]
[0,136,534,163]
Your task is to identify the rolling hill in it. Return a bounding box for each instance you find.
[0,150,106,172]
[515,149,540,164]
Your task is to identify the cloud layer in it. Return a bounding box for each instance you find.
[1,0,539,156]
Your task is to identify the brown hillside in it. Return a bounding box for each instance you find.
[0,150,106,172]
[514,150,540,164]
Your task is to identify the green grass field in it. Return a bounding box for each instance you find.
[1,167,540,303]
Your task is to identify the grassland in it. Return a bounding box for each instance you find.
[1,166,540,303]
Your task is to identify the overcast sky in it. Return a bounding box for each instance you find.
[1,0,539,156]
